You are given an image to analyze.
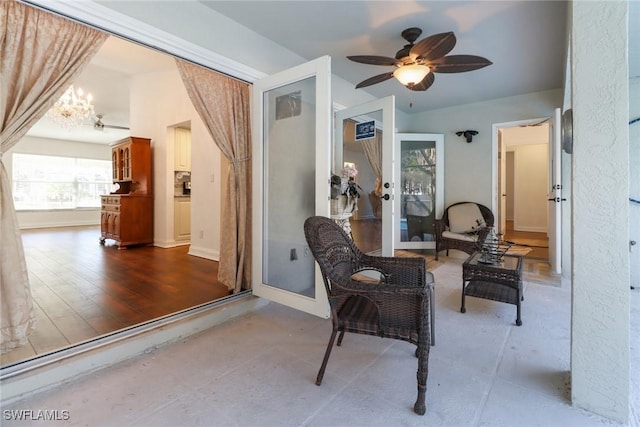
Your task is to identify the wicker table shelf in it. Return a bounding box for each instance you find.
[461,251,524,326]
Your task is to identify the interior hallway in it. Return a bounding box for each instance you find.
[3,256,637,426]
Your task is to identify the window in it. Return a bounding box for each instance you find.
[12,153,112,210]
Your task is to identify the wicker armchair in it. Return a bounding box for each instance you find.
[304,216,434,415]
[434,202,494,260]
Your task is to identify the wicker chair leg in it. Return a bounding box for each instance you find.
[414,342,429,415]
[336,330,346,346]
[428,284,435,346]
[316,329,338,386]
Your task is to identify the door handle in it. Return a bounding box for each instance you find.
[381,194,390,201]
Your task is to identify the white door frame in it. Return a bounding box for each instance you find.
[334,96,396,256]
[251,56,332,318]
[492,116,561,272]
[394,133,444,250]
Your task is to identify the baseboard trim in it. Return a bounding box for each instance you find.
[0,294,267,406]
[188,246,220,261]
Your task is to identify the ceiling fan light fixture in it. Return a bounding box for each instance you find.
[393,64,430,86]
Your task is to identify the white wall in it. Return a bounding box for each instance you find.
[129,68,222,259]
[5,136,110,229]
[513,144,548,232]
[406,89,562,207]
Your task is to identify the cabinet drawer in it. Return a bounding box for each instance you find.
[102,204,120,212]
[101,196,121,210]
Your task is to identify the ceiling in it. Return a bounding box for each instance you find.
[203,0,570,113]
[25,36,176,145]
[26,1,639,145]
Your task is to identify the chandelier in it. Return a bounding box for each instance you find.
[46,85,94,129]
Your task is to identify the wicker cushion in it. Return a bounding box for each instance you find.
[448,203,486,233]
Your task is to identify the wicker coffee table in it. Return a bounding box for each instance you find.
[461,251,524,326]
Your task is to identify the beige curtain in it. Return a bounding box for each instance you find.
[362,132,383,196]
[0,0,107,353]
[175,60,251,294]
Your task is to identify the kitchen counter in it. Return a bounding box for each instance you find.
[174,195,191,198]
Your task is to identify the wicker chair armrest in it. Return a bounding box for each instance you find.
[435,219,447,237]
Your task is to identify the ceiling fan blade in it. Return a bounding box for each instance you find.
[355,72,395,89]
[429,55,493,73]
[408,72,435,92]
[104,124,130,130]
[410,32,456,61]
[347,55,400,66]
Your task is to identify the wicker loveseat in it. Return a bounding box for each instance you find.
[304,215,434,415]
[434,202,494,260]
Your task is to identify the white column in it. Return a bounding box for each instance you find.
[571,0,630,423]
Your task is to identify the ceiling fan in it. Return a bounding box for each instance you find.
[93,114,130,131]
[347,27,492,92]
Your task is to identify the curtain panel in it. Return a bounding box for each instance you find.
[175,60,252,294]
[362,132,383,196]
[0,0,107,353]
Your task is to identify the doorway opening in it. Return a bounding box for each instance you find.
[496,119,551,261]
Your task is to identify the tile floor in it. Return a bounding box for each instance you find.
[2,258,638,427]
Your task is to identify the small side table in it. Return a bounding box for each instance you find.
[461,251,524,326]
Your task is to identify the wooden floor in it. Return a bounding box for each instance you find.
[1,226,230,367]
[503,220,549,260]
[350,218,382,253]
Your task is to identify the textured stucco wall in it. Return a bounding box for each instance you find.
[570,1,630,423]
[630,77,640,290]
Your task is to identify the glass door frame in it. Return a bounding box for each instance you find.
[251,56,331,318]
[394,133,445,250]
[334,96,396,257]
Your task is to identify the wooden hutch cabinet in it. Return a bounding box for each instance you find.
[100,137,153,249]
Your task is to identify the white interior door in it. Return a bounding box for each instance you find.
[251,56,331,318]
[334,96,395,256]
[394,133,444,249]
[548,107,562,274]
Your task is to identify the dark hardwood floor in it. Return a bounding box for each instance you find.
[503,220,549,260]
[350,218,381,253]
[1,226,229,366]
